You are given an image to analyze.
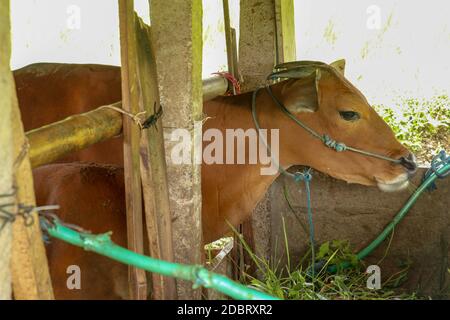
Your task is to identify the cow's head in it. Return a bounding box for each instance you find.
[271,60,417,191]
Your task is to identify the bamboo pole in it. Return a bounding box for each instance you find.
[0,0,14,300]
[118,0,147,300]
[203,76,228,101]
[135,16,178,299]
[27,103,123,168]
[25,75,226,170]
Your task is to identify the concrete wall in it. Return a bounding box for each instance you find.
[264,167,450,298]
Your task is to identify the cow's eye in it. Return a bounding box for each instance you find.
[339,111,360,121]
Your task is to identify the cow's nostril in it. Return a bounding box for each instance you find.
[399,153,417,175]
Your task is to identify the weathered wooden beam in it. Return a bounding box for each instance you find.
[135,15,177,300]
[0,0,54,299]
[274,0,296,64]
[118,0,147,300]
[10,106,55,300]
[0,0,14,300]
[223,0,236,94]
[150,0,204,299]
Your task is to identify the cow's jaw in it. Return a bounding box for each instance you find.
[376,173,409,192]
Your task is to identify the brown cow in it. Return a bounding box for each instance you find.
[34,163,129,299]
[18,60,416,299]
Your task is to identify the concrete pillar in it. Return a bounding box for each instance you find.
[239,0,277,92]
[238,0,279,269]
[150,0,204,299]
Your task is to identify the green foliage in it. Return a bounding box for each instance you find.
[316,240,359,267]
[233,221,418,300]
[373,95,450,153]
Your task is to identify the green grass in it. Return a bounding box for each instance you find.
[233,220,419,300]
[373,95,450,156]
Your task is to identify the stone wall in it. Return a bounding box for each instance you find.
[262,167,450,298]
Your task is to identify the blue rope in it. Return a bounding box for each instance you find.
[322,135,347,152]
[293,168,316,276]
[423,150,450,191]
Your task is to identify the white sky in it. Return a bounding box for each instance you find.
[10,0,450,106]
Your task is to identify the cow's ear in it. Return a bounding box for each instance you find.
[330,59,346,75]
[281,69,321,113]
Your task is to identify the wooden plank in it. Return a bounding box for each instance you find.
[3,1,54,299]
[0,0,14,300]
[11,102,55,300]
[230,28,240,82]
[274,0,296,64]
[150,0,204,299]
[118,0,147,300]
[135,16,177,300]
[223,0,236,94]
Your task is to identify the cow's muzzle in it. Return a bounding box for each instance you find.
[399,153,418,177]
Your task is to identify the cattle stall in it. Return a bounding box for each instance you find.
[1,0,449,301]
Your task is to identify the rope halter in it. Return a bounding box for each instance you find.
[252,60,403,171]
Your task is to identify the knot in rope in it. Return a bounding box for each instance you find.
[322,135,347,152]
[423,150,450,191]
[293,170,312,183]
[212,72,241,95]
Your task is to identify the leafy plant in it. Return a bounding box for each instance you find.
[233,220,418,300]
[373,95,450,156]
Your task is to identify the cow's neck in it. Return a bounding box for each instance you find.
[202,82,306,242]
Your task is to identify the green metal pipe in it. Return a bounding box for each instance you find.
[327,161,450,273]
[44,222,278,300]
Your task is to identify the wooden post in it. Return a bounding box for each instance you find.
[135,16,177,300]
[239,0,277,92]
[118,0,147,300]
[230,28,240,81]
[274,0,296,64]
[150,0,204,299]
[0,0,54,299]
[0,0,14,300]
[223,0,236,94]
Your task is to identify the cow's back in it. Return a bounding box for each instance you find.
[15,63,124,165]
